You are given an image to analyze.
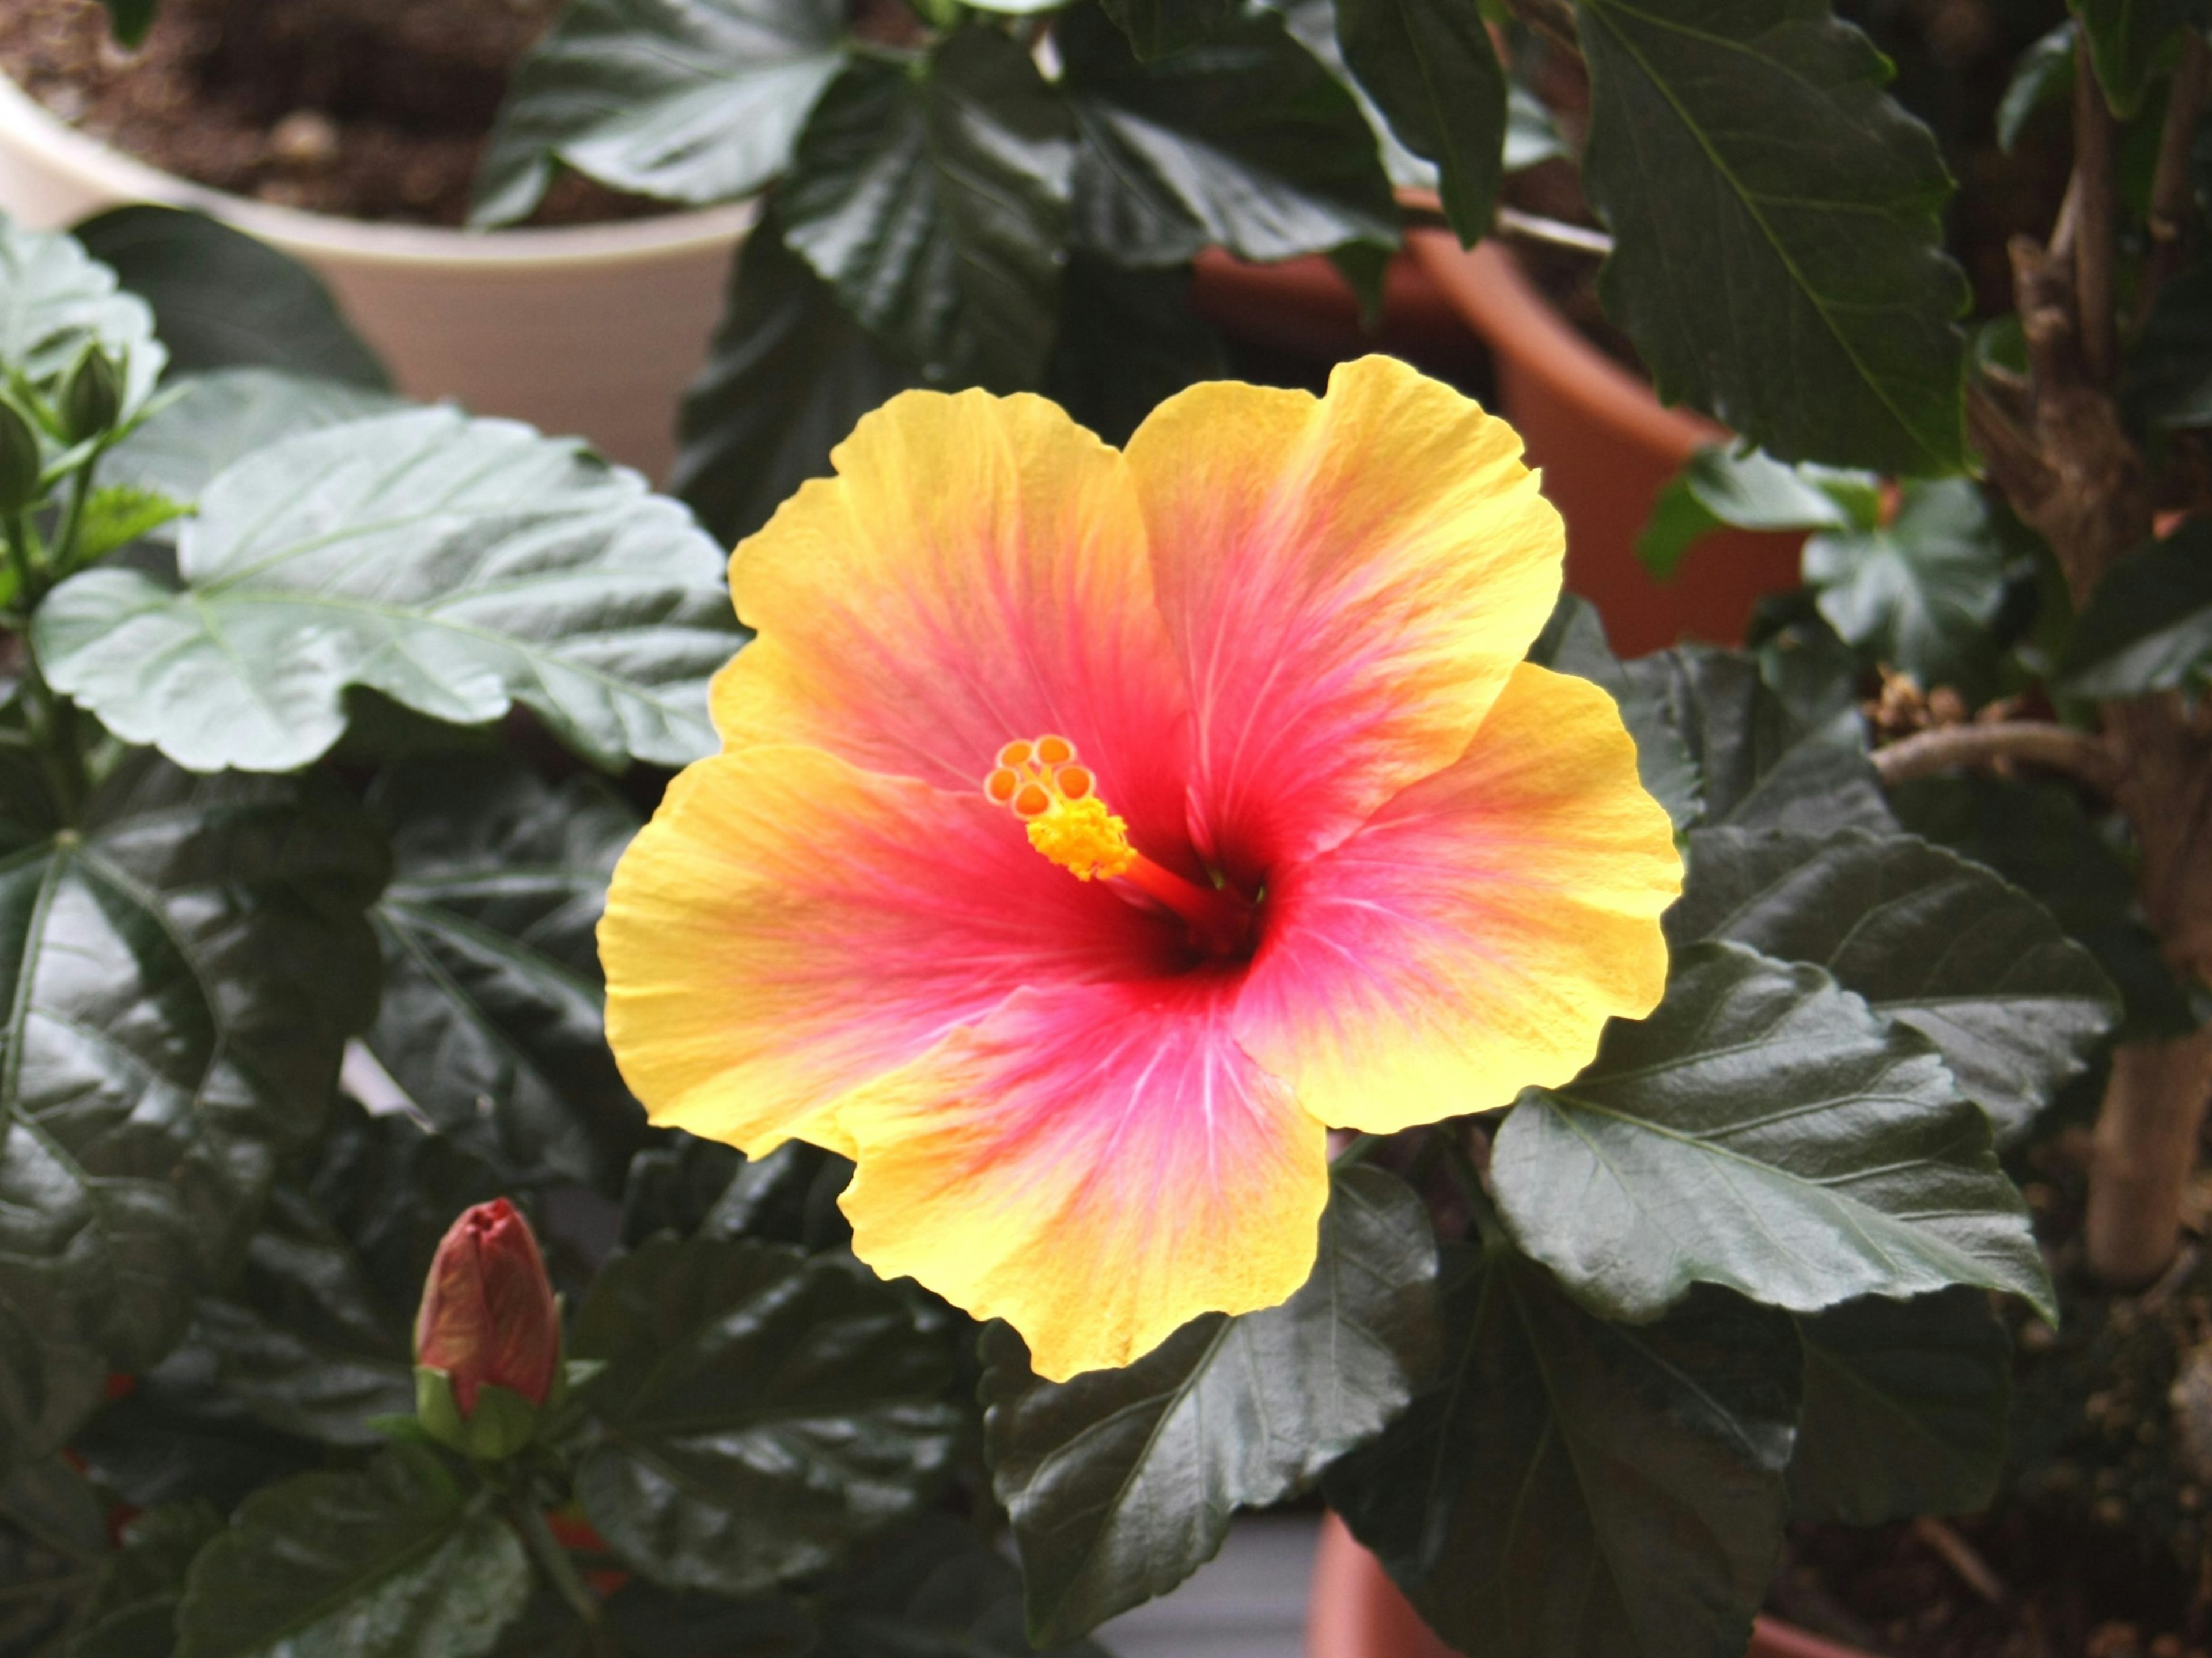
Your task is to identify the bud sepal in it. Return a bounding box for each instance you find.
[414,1366,546,1462]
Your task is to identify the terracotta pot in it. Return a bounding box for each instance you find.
[1307,1514,1877,1658]
[1408,230,1804,655]
[1189,244,1482,376]
[0,74,749,480]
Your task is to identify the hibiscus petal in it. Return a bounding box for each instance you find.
[713,389,1195,865]
[1126,355,1563,883]
[600,744,1180,1158]
[1238,663,1681,1132]
[836,978,1327,1380]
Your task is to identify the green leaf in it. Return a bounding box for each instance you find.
[363,756,642,1189]
[1327,1251,1798,1658]
[2070,0,2188,117]
[983,1167,1438,1645]
[1334,0,1505,244]
[0,215,165,413]
[1576,0,1967,473]
[622,1135,854,1251]
[781,29,1071,388]
[1100,0,1243,58]
[0,757,382,1469]
[1491,940,2054,1322]
[175,1445,529,1658]
[1803,479,2014,695]
[99,368,405,510]
[571,1237,960,1596]
[1888,771,2196,1038]
[1635,445,1867,581]
[603,1583,817,1658]
[71,484,188,564]
[815,1518,1111,1658]
[1505,82,1567,170]
[1062,3,1397,268]
[669,216,919,548]
[72,207,388,389]
[473,0,847,225]
[1787,1288,2011,1526]
[1671,827,2120,1139]
[35,405,740,774]
[1262,0,1438,190]
[1998,21,2075,152]
[1,1454,107,1561]
[97,0,158,47]
[67,1501,223,1658]
[1045,256,1228,446]
[2124,263,2212,431]
[2057,518,2212,698]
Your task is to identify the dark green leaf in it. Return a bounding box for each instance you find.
[1888,771,2195,1037]
[97,0,158,47]
[1788,1288,2011,1525]
[572,1238,960,1596]
[364,756,642,1189]
[72,207,388,389]
[1044,256,1228,446]
[1577,0,1967,473]
[815,1517,1110,1658]
[66,1502,222,1658]
[1998,21,2075,151]
[2057,518,2212,697]
[2124,263,2212,430]
[781,29,1071,388]
[1101,0,1242,58]
[1636,445,1866,581]
[1334,0,1504,243]
[474,0,847,225]
[1,1455,106,1562]
[70,1341,323,1513]
[1328,1250,1797,1658]
[620,1135,855,1252]
[603,1584,815,1658]
[71,485,188,565]
[99,369,404,511]
[0,217,164,412]
[1525,596,1700,828]
[2070,0,2188,117]
[36,406,740,774]
[1491,940,2054,1321]
[175,1445,529,1658]
[983,1167,1437,1644]
[1672,828,2119,1139]
[669,215,919,547]
[1262,0,1437,188]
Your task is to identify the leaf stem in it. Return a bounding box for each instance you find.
[506,1498,601,1628]
[2141,29,2210,320]
[2070,30,2119,386]
[50,456,95,579]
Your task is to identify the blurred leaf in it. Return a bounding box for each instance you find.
[0,1455,106,1562]
[1504,82,1565,170]
[603,1584,816,1658]
[1526,597,1700,827]
[2124,264,2212,430]
[572,1238,960,1596]
[66,1502,222,1658]
[671,215,918,547]
[1262,0,1437,189]
[99,368,404,510]
[0,217,165,413]
[1328,1250,1797,1658]
[474,0,847,225]
[1045,257,1227,445]
[73,207,388,389]
[1888,771,2195,1037]
[70,1341,323,1512]
[983,1167,1437,1644]
[2057,519,2212,697]
[36,406,739,775]
[1491,940,2054,1322]
[2070,0,2188,117]
[1578,0,1967,473]
[71,485,187,565]
[1998,21,2075,151]
[1787,1288,2012,1526]
[175,1445,529,1658]
[363,756,642,1190]
[1804,479,2013,696]
[815,1518,1111,1658]
[1671,827,2119,1139]
[97,0,158,47]
[1101,0,1242,58]
[1636,445,1868,581]
[1334,0,1504,243]
[620,1135,857,1253]
[781,29,1071,388]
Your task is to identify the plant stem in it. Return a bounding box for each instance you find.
[2142,29,2211,320]
[2071,32,2119,386]
[50,458,94,578]
[1869,720,2124,795]
[2088,1031,2212,1284]
[1495,206,1615,257]
[507,1499,601,1628]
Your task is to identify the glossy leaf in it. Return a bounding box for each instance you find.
[2070,0,2190,117]
[99,368,404,510]
[1577,0,1967,473]
[781,29,1072,388]
[1637,445,1868,581]
[603,1584,816,1658]
[670,217,918,548]
[622,1135,854,1253]
[1045,256,1228,446]
[0,216,164,412]
[474,0,847,225]
[1671,828,2118,1139]
[983,1167,1438,1644]
[1101,0,1243,58]
[66,1501,223,1658]
[815,1518,1111,1658]
[1997,21,2075,151]
[1334,0,1505,243]
[1262,0,1437,189]
[571,1237,960,1596]
[363,756,642,1189]
[2058,519,2212,698]
[1328,1250,1798,1658]
[2124,264,2212,430]
[0,1452,106,1561]
[175,1445,530,1658]
[73,206,388,388]
[1060,4,1396,268]
[36,406,739,774]
[69,1340,324,1513]
[1492,941,2054,1322]
[1788,1288,2012,1525]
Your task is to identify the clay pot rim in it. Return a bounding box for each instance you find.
[1406,225,1723,468]
[0,72,754,271]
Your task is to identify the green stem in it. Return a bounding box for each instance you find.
[2,511,35,613]
[507,1499,601,1628]
[50,456,95,579]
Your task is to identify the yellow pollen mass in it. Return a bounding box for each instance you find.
[984,734,1137,881]
[1027,795,1136,881]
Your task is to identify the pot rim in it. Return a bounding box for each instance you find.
[0,71,754,271]
[1406,225,1722,468]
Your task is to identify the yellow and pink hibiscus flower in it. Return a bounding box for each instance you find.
[599,355,1681,1381]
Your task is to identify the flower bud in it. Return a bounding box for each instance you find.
[0,399,40,515]
[413,1198,560,1459]
[58,345,122,445]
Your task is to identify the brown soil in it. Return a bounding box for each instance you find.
[0,0,664,226]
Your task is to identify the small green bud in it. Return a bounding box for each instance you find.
[0,400,41,515]
[58,347,122,444]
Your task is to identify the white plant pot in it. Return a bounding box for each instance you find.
[0,73,752,480]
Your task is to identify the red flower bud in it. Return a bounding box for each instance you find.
[414,1199,559,1415]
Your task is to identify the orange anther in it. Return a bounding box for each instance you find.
[1035,734,1075,767]
[998,740,1034,768]
[1013,781,1053,819]
[986,768,1019,803]
[1056,764,1094,800]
